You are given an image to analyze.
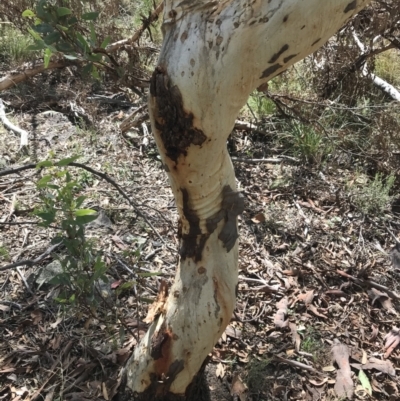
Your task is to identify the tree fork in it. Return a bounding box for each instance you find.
[122,0,373,398]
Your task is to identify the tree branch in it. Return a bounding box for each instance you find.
[0,60,74,92]
[106,2,164,53]
[0,99,29,147]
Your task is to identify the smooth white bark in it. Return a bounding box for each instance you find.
[352,30,400,101]
[124,0,373,397]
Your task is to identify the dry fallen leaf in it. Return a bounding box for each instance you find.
[274,297,288,328]
[384,328,400,359]
[332,341,353,399]
[251,212,266,224]
[215,362,225,378]
[231,371,247,401]
[289,322,301,352]
[298,290,314,306]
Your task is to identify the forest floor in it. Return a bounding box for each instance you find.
[1,69,400,401]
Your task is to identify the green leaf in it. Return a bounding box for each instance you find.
[67,16,78,25]
[57,42,75,53]
[75,209,97,216]
[36,160,53,168]
[57,7,72,17]
[64,54,78,60]
[100,36,111,49]
[22,9,35,17]
[358,370,372,395]
[76,32,90,53]
[91,65,100,80]
[37,174,53,188]
[36,211,56,224]
[82,12,99,21]
[28,28,42,41]
[44,31,61,45]
[86,53,102,63]
[33,23,54,34]
[44,48,52,68]
[27,42,46,51]
[82,62,93,77]
[137,271,163,277]
[56,24,69,32]
[56,155,80,166]
[75,214,98,225]
[89,22,97,46]
[75,195,86,208]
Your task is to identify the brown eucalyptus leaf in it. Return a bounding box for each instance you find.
[384,328,400,359]
[274,297,288,328]
[289,322,301,352]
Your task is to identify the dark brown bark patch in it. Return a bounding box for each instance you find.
[344,0,357,13]
[268,44,289,64]
[260,63,282,79]
[283,54,297,63]
[218,186,245,251]
[150,66,207,163]
[311,38,322,46]
[180,188,209,262]
[205,186,244,251]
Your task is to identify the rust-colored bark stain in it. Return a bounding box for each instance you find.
[344,0,357,13]
[180,188,209,262]
[148,323,185,397]
[260,63,282,79]
[268,44,289,63]
[150,66,207,163]
[151,322,170,360]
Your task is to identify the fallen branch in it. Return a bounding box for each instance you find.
[337,269,400,300]
[273,354,317,373]
[106,2,164,53]
[352,31,400,102]
[0,99,28,147]
[0,242,62,272]
[0,60,73,92]
[231,155,299,164]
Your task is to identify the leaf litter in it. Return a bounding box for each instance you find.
[0,68,400,401]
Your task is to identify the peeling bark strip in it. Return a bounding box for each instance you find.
[149,66,207,163]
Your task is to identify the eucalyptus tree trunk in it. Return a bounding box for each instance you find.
[123,0,372,399]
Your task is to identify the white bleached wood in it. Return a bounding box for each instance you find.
[352,30,400,102]
[0,99,28,147]
[125,0,373,397]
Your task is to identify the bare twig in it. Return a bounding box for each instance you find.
[106,2,164,53]
[273,354,317,372]
[16,266,33,294]
[337,269,400,300]
[0,60,74,92]
[0,242,62,272]
[0,162,174,251]
[231,155,299,164]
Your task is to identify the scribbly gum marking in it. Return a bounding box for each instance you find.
[149,66,207,163]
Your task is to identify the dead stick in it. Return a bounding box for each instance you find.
[337,269,400,300]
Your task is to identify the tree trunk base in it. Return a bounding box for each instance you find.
[116,359,211,401]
